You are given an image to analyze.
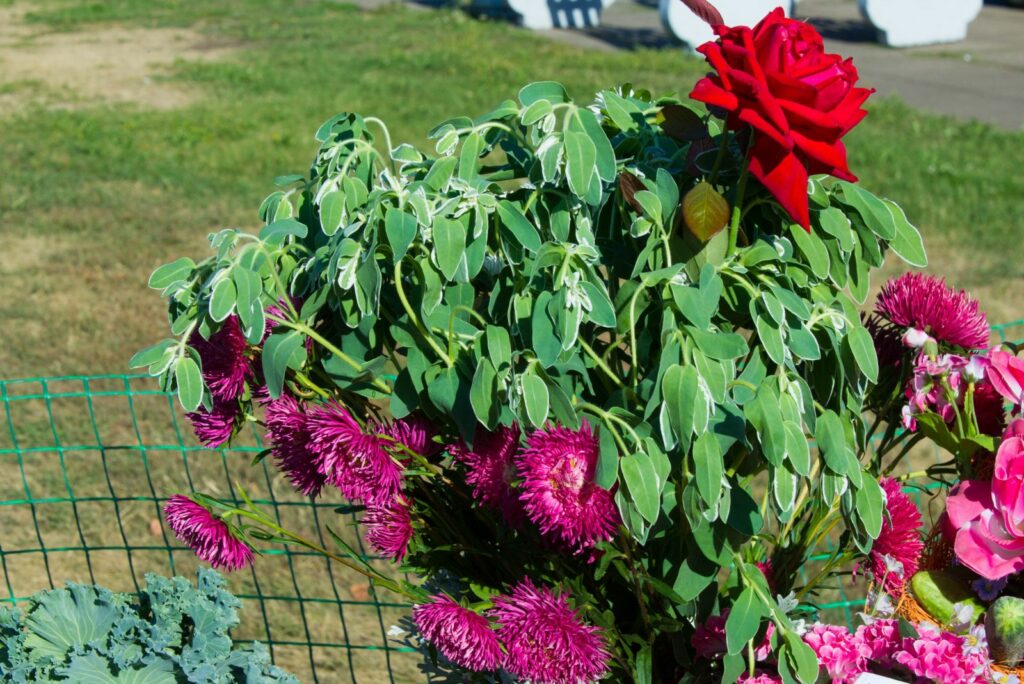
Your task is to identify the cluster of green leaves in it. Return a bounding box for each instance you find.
[137,81,926,683]
[0,569,296,683]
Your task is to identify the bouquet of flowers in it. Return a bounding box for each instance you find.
[132,4,1021,683]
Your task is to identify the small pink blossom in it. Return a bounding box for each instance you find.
[868,478,923,594]
[875,273,989,350]
[453,424,525,527]
[853,618,898,668]
[381,414,440,459]
[164,495,253,571]
[264,394,326,497]
[307,401,403,504]
[803,624,864,684]
[903,328,933,348]
[412,595,502,672]
[490,578,610,684]
[738,673,782,684]
[189,316,253,401]
[363,495,413,562]
[893,623,990,684]
[186,399,240,448]
[516,421,620,553]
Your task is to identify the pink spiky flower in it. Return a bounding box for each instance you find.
[412,595,502,672]
[489,578,610,684]
[874,273,990,350]
[164,494,253,571]
[380,413,440,459]
[364,495,413,562]
[186,399,240,448]
[264,394,326,498]
[868,478,923,594]
[307,401,403,504]
[189,315,253,401]
[454,423,525,527]
[516,421,620,552]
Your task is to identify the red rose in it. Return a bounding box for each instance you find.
[689,8,873,231]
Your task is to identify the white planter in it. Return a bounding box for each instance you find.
[858,0,982,48]
[855,674,906,684]
[659,0,796,52]
[505,0,616,30]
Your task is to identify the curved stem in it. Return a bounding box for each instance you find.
[393,260,453,367]
[363,116,397,175]
[265,313,392,395]
[727,162,750,258]
[579,338,625,389]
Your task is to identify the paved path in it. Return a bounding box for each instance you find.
[534,0,1024,130]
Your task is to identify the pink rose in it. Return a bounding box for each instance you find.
[947,440,1024,579]
[987,349,1024,405]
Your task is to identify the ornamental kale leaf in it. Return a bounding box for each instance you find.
[0,569,296,683]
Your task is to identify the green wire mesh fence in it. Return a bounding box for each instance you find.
[0,374,421,683]
[1,319,1022,682]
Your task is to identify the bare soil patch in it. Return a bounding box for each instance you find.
[0,4,236,113]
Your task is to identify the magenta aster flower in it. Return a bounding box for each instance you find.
[412,595,502,672]
[868,478,923,594]
[516,422,620,552]
[454,424,525,527]
[307,401,402,504]
[893,623,990,684]
[186,399,240,448]
[264,394,326,498]
[189,315,253,401]
[490,578,610,684]
[164,494,253,571]
[364,495,413,562]
[874,273,990,349]
[380,413,440,458]
[803,624,864,684]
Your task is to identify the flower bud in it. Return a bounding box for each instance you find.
[902,327,932,349]
[682,181,730,242]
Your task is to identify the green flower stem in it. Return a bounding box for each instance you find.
[579,338,625,389]
[228,506,411,598]
[727,162,750,258]
[709,130,731,186]
[293,371,331,400]
[363,116,396,175]
[796,548,851,601]
[394,260,454,367]
[627,285,647,385]
[265,313,392,395]
[579,402,641,447]
[779,455,823,542]
[619,531,654,641]
[447,305,490,361]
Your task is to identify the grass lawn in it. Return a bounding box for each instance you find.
[0,0,1022,379]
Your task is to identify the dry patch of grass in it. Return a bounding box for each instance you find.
[0,3,236,113]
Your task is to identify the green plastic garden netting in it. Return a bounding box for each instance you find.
[2,319,1022,682]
